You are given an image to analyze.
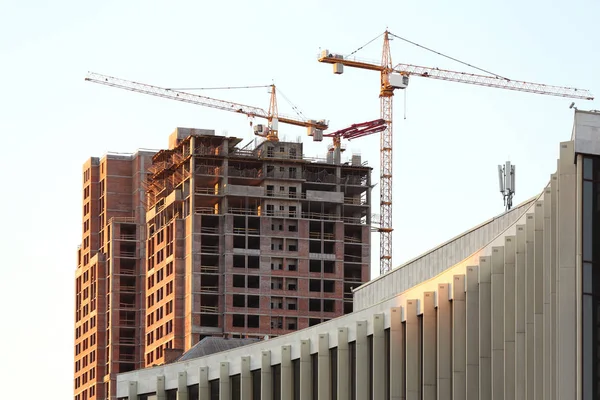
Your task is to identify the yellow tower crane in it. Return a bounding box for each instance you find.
[318,31,594,275]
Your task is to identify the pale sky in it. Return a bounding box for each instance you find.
[1,0,598,398]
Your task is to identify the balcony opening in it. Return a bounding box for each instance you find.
[233,275,245,288]
[323,280,335,293]
[201,314,219,327]
[309,240,321,253]
[233,255,245,269]
[324,261,335,274]
[247,275,260,289]
[309,280,321,292]
[247,315,259,328]
[247,295,260,308]
[233,314,245,327]
[323,242,335,254]
[248,236,260,250]
[248,256,259,269]
[309,299,321,312]
[309,260,321,273]
[233,295,245,308]
[323,299,335,313]
[233,235,245,249]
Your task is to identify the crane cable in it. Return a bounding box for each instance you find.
[387,32,510,80]
[276,87,307,121]
[347,32,385,57]
[166,84,271,91]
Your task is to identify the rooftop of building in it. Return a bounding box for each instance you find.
[176,337,261,363]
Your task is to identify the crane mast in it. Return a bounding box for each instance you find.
[318,30,594,275]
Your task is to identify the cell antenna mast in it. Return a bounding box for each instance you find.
[498,161,516,211]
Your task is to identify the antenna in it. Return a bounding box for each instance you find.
[498,161,516,211]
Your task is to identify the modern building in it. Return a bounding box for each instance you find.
[75,150,155,400]
[75,127,372,400]
[115,109,600,400]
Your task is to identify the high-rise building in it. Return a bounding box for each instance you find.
[74,151,155,400]
[74,127,372,399]
[143,128,372,366]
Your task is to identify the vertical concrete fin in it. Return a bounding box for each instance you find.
[526,214,535,400]
[199,367,209,400]
[479,256,491,400]
[262,350,273,400]
[318,334,331,400]
[337,327,350,400]
[391,307,406,400]
[504,236,516,399]
[406,299,421,400]
[543,186,552,400]
[241,357,252,400]
[355,321,368,400]
[128,381,138,400]
[453,275,466,400]
[220,362,230,400]
[372,314,385,400]
[437,284,452,400]
[550,173,558,400]
[515,224,527,400]
[281,346,292,400]
[491,246,505,400]
[533,201,545,400]
[177,371,188,400]
[156,376,166,400]
[422,292,437,400]
[465,268,479,400]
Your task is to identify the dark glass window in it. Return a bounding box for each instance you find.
[582,156,600,399]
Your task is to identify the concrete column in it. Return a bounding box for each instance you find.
[300,340,312,400]
[437,284,452,400]
[156,376,166,400]
[356,321,368,400]
[465,268,479,400]
[556,141,577,400]
[422,292,437,399]
[526,213,534,400]
[515,224,526,400]
[550,173,558,400]
[241,357,252,400]
[543,187,552,400]
[534,202,544,400]
[199,367,209,400]
[406,299,420,400]
[318,334,331,400]
[373,314,385,400]
[127,381,137,400]
[391,307,406,400]
[479,256,491,400]
[177,371,188,400]
[491,246,505,400]
[337,328,350,400]
[453,275,466,400]
[504,236,516,399]
[262,350,273,400]
[220,362,230,400]
[281,346,292,400]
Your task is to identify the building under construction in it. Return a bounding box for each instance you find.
[74,127,372,400]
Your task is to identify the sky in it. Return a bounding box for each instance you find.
[0,0,598,398]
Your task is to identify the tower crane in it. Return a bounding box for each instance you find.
[323,118,386,164]
[85,72,329,142]
[318,31,594,275]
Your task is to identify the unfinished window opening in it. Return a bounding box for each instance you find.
[309,280,321,292]
[323,299,335,313]
[323,241,335,254]
[289,186,297,197]
[309,240,321,253]
[287,239,297,252]
[247,236,260,250]
[200,314,219,327]
[323,280,335,293]
[309,299,321,312]
[233,216,246,230]
[271,258,283,270]
[288,223,297,232]
[233,314,245,327]
[233,295,245,308]
[201,254,219,267]
[271,238,283,251]
[203,274,219,290]
[271,297,283,309]
[286,317,298,330]
[324,222,335,234]
[287,260,297,271]
[271,317,283,329]
[247,315,259,328]
[247,275,259,289]
[201,235,219,254]
[309,318,321,327]
[271,278,283,290]
[310,260,321,273]
[247,295,260,308]
[266,204,274,216]
[324,261,335,274]
[286,278,297,291]
[267,185,274,196]
[286,298,297,311]
[233,255,245,268]
[200,294,219,312]
[289,148,297,159]
[344,302,353,314]
[233,235,245,249]
[248,256,259,269]
[248,217,260,234]
[233,275,245,288]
